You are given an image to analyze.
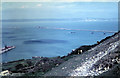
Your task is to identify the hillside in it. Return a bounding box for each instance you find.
[45,31,120,76]
[2,31,120,77]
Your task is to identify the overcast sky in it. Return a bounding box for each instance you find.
[2,2,118,19]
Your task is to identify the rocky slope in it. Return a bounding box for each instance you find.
[2,31,120,77]
[45,31,120,76]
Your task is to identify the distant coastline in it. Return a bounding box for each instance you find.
[1,18,118,22]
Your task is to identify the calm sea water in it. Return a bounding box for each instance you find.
[2,21,117,62]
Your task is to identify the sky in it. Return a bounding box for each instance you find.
[2,0,119,2]
[2,2,118,20]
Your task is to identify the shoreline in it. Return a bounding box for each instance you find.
[1,31,120,76]
[2,44,95,76]
[2,43,99,76]
[44,31,120,76]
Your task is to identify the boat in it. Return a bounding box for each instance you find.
[0,46,15,54]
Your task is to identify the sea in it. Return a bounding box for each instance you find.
[2,20,118,62]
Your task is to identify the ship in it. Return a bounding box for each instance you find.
[0,45,15,54]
